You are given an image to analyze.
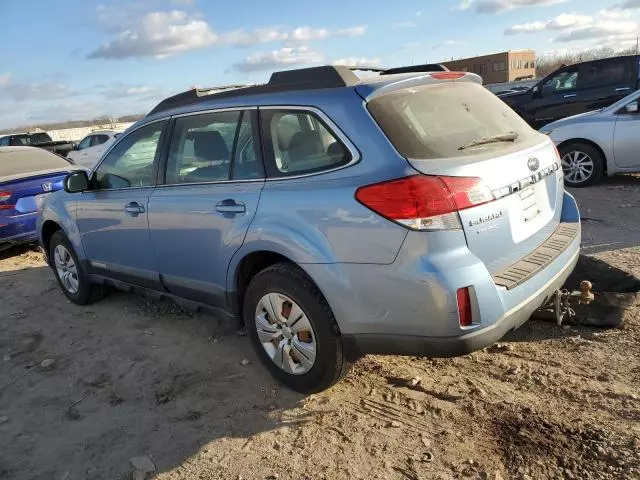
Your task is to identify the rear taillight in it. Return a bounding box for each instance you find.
[355,175,494,231]
[457,287,473,327]
[0,191,14,210]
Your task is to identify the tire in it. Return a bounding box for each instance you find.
[559,142,604,188]
[243,263,356,393]
[49,231,105,305]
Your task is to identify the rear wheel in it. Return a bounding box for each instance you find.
[244,263,355,393]
[49,231,105,305]
[559,142,604,187]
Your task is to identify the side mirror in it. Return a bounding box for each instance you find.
[626,102,639,114]
[64,170,89,193]
[532,85,541,98]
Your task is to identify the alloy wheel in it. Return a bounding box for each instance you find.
[561,151,594,185]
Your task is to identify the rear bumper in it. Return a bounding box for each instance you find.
[306,190,581,358]
[347,245,579,357]
[0,213,37,246]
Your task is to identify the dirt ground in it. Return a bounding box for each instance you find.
[1,176,639,480]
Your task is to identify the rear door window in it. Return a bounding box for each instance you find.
[580,58,636,89]
[259,110,350,177]
[367,82,535,159]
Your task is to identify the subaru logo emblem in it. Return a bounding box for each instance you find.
[42,182,53,192]
[527,157,539,172]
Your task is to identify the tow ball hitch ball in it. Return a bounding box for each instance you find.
[551,280,594,326]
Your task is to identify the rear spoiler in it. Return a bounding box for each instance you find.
[356,72,483,102]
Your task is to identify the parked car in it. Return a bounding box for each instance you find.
[37,66,581,393]
[539,90,640,187]
[0,131,77,156]
[0,146,77,251]
[502,55,640,129]
[67,131,120,169]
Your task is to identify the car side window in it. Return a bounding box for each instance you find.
[77,136,92,150]
[0,137,8,146]
[260,110,351,177]
[93,120,167,190]
[541,69,579,94]
[166,111,241,184]
[581,59,635,89]
[91,134,110,147]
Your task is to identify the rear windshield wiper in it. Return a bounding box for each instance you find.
[458,132,519,151]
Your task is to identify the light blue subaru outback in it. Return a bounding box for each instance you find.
[37,66,580,393]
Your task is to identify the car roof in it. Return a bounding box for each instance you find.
[141,65,481,126]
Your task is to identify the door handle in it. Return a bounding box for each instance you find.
[215,199,246,215]
[563,94,577,98]
[124,202,145,217]
[615,87,631,92]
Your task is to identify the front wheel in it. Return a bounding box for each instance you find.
[49,231,105,305]
[559,143,604,187]
[243,263,355,393]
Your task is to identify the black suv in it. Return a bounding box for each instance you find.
[502,55,640,129]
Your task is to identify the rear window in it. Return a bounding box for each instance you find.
[368,82,535,159]
[0,149,70,177]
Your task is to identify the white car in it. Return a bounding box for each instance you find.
[67,131,120,169]
[540,91,640,187]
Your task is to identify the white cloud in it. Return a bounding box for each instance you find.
[88,10,217,59]
[333,57,381,67]
[232,46,324,72]
[392,21,418,28]
[505,13,592,34]
[0,73,10,87]
[171,0,194,4]
[221,28,288,47]
[404,42,422,49]
[552,21,638,42]
[505,10,639,44]
[288,25,367,41]
[89,4,368,60]
[455,0,568,13]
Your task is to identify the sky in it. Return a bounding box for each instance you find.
[1,0,639,129]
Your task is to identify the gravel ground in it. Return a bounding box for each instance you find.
[0,175,639,480]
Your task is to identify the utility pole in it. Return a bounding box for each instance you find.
[636,36,639,54]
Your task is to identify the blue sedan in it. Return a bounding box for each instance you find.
[0,146,76,251]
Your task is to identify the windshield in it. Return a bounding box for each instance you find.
[0,148,70,177]
[368,82,536,159]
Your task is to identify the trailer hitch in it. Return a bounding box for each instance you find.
[547,280,594,326]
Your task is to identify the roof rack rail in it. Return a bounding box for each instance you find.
[147,64,451,116]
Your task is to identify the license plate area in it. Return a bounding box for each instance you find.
[519,186,541,223]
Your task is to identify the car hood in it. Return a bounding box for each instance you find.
[499,89,530,105]
[541,109,603,131]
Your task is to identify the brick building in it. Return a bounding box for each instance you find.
[441,50,536,84]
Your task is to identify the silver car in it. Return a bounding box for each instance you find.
[540,90,640,187]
